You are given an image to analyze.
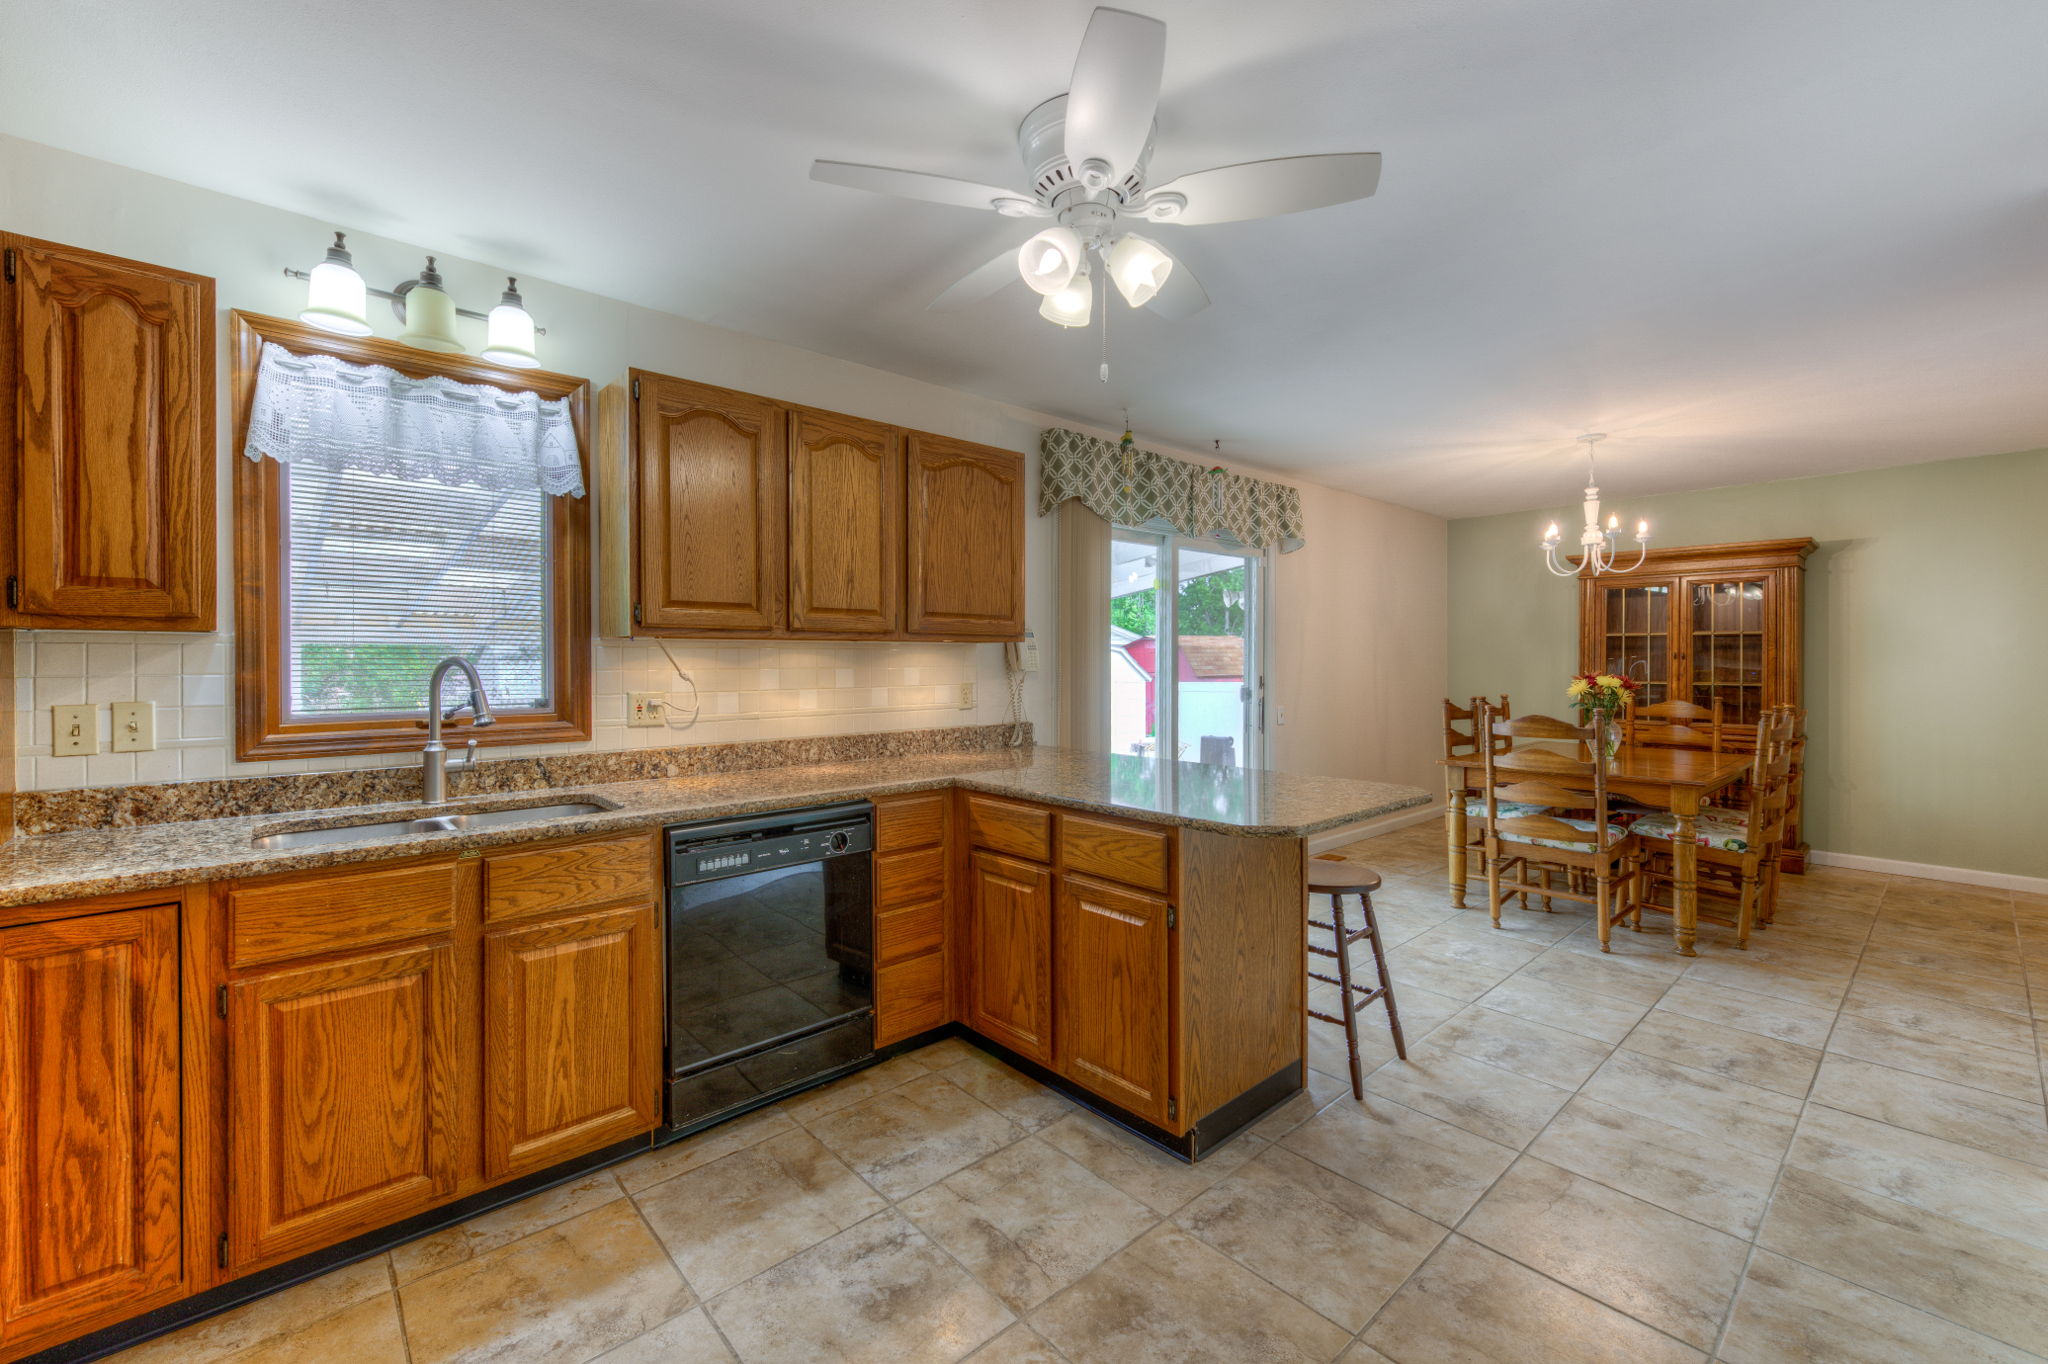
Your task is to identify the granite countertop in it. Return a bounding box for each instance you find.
[0,747,1429,908]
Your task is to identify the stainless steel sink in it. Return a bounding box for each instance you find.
[253,802,610,850]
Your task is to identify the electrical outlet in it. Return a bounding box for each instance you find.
[52,704,99,756]
[957,683,975,710]
[628,692,665,727]
[111,701,157,752]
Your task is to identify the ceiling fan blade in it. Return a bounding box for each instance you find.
[927,248,1024,311]
[1145,152,1382,225]
[1064,8,1166,189]
[809,160,1041,215]
[1146,247,1209,320]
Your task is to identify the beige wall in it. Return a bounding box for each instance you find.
[0,133,1447,795]
[1448,445,2048,880]
[1269,486,1447,795]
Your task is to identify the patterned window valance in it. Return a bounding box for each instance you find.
[242,342,585,497]
[1039,427,1304,552]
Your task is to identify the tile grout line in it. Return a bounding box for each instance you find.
[1701,872,1877,1362]
[384,1253,418,1364]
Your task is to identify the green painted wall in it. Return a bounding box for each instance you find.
[1448,446,2048,880]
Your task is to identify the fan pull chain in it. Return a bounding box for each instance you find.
[1098,268,1109,383]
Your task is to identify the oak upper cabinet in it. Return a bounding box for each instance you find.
[964,849,1054,1064]
[0,907,184,1354]
[787,408,902,635]
[1055,874,1173,1128]
[480,836,662,1181]
[0,234,215,630]
[905,434,1027,638]
[633,372,786,632]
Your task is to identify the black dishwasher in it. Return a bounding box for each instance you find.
[661,802,876,1137]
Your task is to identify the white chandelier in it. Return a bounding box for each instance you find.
[1541,433,1650,577]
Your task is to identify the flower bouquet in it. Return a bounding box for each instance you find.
[1566,672,1639,757]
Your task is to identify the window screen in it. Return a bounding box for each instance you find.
[282,463,552,719]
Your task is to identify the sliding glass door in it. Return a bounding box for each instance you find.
[1109,530,1264,767]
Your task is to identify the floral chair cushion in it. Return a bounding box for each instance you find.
[1463,798,1549,820]
[1631,812,1753,852]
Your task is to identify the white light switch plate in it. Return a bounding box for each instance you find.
[52,704,99,756]
[112,701,157,752]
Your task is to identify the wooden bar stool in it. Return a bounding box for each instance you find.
[1307,863,1407,1098]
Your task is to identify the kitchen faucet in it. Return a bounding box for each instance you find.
[422,657,495,803]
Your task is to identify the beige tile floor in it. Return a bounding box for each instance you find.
[105,822,2048,1363]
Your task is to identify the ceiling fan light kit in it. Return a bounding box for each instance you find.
[1019,225,1085,295]
[1040,264,1094,327]
[807,5,1382,342]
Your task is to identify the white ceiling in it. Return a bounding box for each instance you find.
[4,0,2044,517]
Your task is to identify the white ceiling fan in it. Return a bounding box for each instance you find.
[809,7,1382,327]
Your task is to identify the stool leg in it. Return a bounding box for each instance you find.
[1361,891,1407,1061]
[1326,891,1366,1100]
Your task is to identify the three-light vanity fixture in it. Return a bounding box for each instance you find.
[289,231,543,367]
[1540,433,1651,577]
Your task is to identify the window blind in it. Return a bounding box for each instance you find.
[283,463,551,719]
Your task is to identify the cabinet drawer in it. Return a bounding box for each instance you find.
[877,847,946,907]
[878,899,945,964]
[229,861,458,968]
[876,792,947,853]
[484,836,657,923]
[1059,814,1172,893]
[965,794,1051,862]
[876,949,948,1045]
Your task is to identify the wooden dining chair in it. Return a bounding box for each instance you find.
[1626,706,1797,947]
[1445,695,1510,887]
[1477,707,1639,945]
[1622,698,1727,753]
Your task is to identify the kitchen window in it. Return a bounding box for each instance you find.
[232,313,592,761]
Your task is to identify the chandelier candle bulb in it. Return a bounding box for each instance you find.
[1540,432,1649,577]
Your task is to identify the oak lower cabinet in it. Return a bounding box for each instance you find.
[226,942,460,1271]
[482,902,660,1180]
[0,233,216,630]
[964,850,1054,1065]
[0,906,184,1355]
[873,792,952,1046]
[1053,875,1173,1127]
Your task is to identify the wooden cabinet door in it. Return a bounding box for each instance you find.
[1054,875,1172,1127]
[904,435,1026,639]
[633,373,786,632]
[483,904,659,1180]
[2,234,214,629]
[227,943,458,1271]
[965,851,1053,1064]
[0,907,182,1351]
[787,408,901,635]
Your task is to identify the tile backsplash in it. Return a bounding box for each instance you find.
[12,630,1008,792]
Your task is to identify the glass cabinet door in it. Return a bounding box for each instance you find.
[1599,583,1671,705]
[1684,578,1768,724]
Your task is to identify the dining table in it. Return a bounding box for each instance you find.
[1438,744,1755,956]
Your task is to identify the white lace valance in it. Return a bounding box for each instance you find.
[243,343,585,497]
[1040,427,1305,551]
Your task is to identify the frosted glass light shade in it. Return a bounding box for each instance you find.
[397,259,463,353]
[1107,233,1173,307]
[300,233,371,336]
[480,278,538,368]
[1039,269,1092,327]
[1017,226,1083,296]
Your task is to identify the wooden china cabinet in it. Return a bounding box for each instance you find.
[1576,538,1815,870]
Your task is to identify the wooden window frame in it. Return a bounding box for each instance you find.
[230,312,592,762]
